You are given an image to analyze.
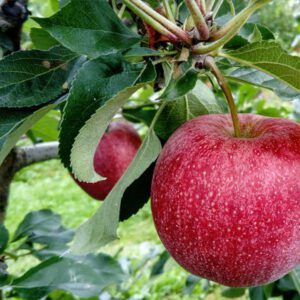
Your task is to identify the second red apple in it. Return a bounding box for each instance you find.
[74,121,141,200]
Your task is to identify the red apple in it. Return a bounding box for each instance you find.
[74,121,141,200]
[151,114,300,287]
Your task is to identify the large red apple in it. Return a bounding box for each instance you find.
[151,114,300,287]
[74,121,141,200]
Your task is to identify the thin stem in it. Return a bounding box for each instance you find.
[111,0,118,13]
[118,4,127,18]
[227,0,235,15]
[210,0,271,41]
[185,0,210,40]
[206,0,216,11]
[175,1,184,20]
[149,101,167,131]
[204,57,241,137]
[213,0,224,18]
[196,0,206,15]
[123,0,179,42]
[125,0,191,44]
[162,0,176,23]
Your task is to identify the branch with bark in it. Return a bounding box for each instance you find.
[0,142,59,223]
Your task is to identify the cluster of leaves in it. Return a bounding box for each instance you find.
[0,210,125,299]
[0,0,299,296]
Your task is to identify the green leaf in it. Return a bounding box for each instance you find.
[221,41,300,93]
[123,105,157,126]
[71,128,162,253]
[225,24,275,50]
[278,273,298,292]
[59,0,70,7]
[0,261,9,288]
[50,0,60,11]
[249,286,266,300]
[124,47,162,59]
[221,287,246,298]
[263,282,275,299]
[30,28,59,50]
[119,163,155,221]
[13,209,74,260]
[161,68,199,100]
[34,0,140,59]
[227,67,300,101]
[150,250,170,277]
[0,46,78,108]
[0,225,9,254]
[12,253,125,299]
[248,25,263,43]
[184,275,201,295]
[291,267,300,294]
[0,104,57,166]
[156,80,223,140]
[30,110,60,142]
[59,53,156,181]
[241,24,275,42]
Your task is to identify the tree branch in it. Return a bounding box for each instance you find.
[0,151,15,223]
[0,142,59,223]
[14,142,59,172]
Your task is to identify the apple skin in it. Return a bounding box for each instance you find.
[75,121,141,200]
[151,114,300,287]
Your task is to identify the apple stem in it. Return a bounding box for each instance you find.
[204,56,241,137]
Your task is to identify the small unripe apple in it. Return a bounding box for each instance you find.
[74,121,141,200]
[151,114,300,287]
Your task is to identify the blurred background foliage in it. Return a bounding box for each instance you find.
[2,0,300,299]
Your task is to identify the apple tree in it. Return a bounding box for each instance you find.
[0,0,299,299]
